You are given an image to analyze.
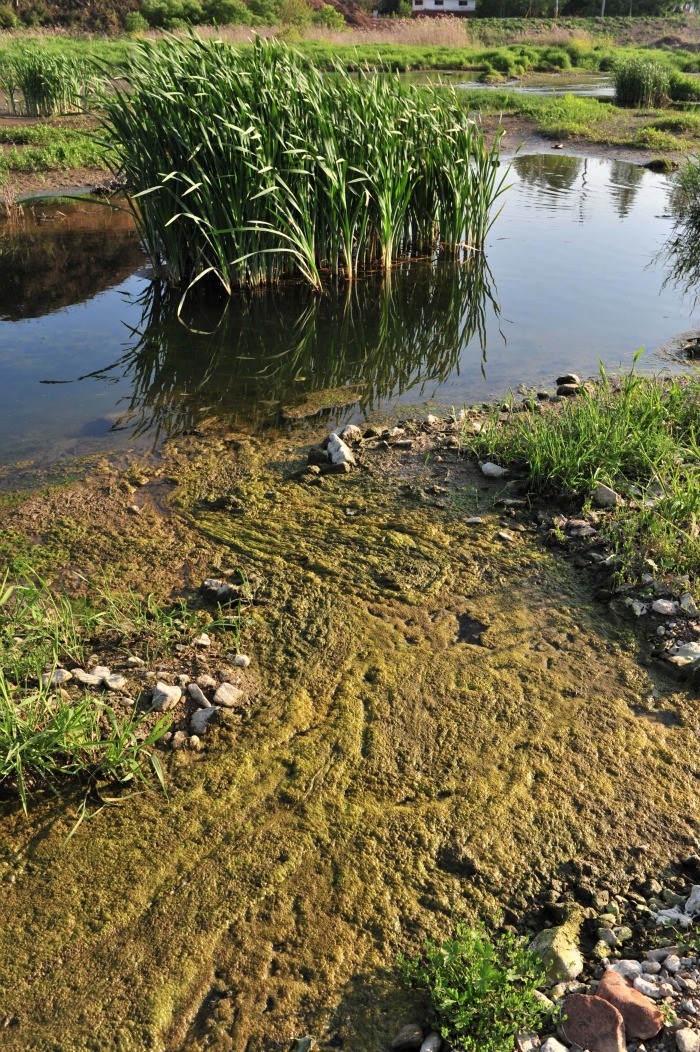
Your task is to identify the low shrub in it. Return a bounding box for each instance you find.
[400,924,551,1052]
[0,4,18,29]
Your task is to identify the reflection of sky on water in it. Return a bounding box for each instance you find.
[0,154,697,467]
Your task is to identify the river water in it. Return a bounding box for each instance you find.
[0,152,697,467]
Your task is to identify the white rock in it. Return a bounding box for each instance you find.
[592,482,620,509]
[424,415,440,427]
[540,1040,568,1052]
[634,976,662,999]
[44,668,73,687]
[72,669,102,687]
[686,886,700,919]
[125,656,145,668]
[234,654,251,668]
[628,600,648,617]
[647,945,679,961]
[652,599,679,616]
[666,955,682,974]
[171,730,188,750]
[187,683,212,709]
[194,633,211,647]
[213,682,244,708]
[420,1034,443,1052]
[480,461,507,478]
[464,517,483,525]
[151,681,182,711]
[610,960,643,980]
[190,706,218,736]
[104,674,127,691]
[497,529,516,543]
[91,665,111,679]
[669,641,700,662]
[680,593,699,617]
[676,1032,700,1052]
[341,424,363,443]
[327,432,356,467]
[642,960,661,974]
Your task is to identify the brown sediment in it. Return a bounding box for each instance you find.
[0,422,697,1051]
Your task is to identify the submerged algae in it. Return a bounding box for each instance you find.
[0,428,698,1051]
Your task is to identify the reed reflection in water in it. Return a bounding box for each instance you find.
[91,254,499,442]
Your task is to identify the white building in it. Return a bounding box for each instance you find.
[412,0,476,15]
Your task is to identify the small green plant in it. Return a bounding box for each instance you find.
[399,924,551,1052]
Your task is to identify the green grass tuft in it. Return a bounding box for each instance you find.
[469,367,700,585]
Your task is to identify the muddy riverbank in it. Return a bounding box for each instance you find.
[0,412,698,1050]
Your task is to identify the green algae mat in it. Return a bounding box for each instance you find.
[0,424,698,1051]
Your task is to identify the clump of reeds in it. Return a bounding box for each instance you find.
[100,36,507,294]
[613,56,670,108]
[0,50,100,117]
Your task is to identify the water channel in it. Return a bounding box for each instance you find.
[0,152,697,468]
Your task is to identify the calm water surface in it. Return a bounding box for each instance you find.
[0,153,697,467]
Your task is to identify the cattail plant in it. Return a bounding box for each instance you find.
[100,36,508,295]
[0,51,100,118]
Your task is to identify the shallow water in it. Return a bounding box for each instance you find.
[0,153,698,468]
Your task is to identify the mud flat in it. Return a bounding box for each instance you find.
[0,412,698,1051]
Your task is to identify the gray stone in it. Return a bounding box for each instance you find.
[187,683,212,709]
[196,674,218,690]
[480,461,507,478]
[213,682,244,708]
[152,681,182,711]
[515,1032,540,1052]
[557,373,581,385]
[529,912,585,984]
[234,654,251,668]
[420,1034,442,1052]
[647,945,680,962]
[327,432,356,468]
[341,424,363,443]
[666,955,682,974]
[652,599,678,616]
[680,593,699,617]
[171,730,188,750]
[497,529,516,543]
[194,633,211,647]
[190,707,218,736]
[557,383,581,397]
[125,656,145,668]
[391,1024,423,1049]
[72,668,102,687]
[104,674,127,691]
[41,668,73,687]
[592,483,621,509]
[677,1032,700,1052]
[633,976,661,1000]
[91,665,111,680]
[642,961,661,974]
[610,961,643,981]
[540,1040,568,1052]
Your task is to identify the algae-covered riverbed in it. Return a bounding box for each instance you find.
[0,420,698,1051]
